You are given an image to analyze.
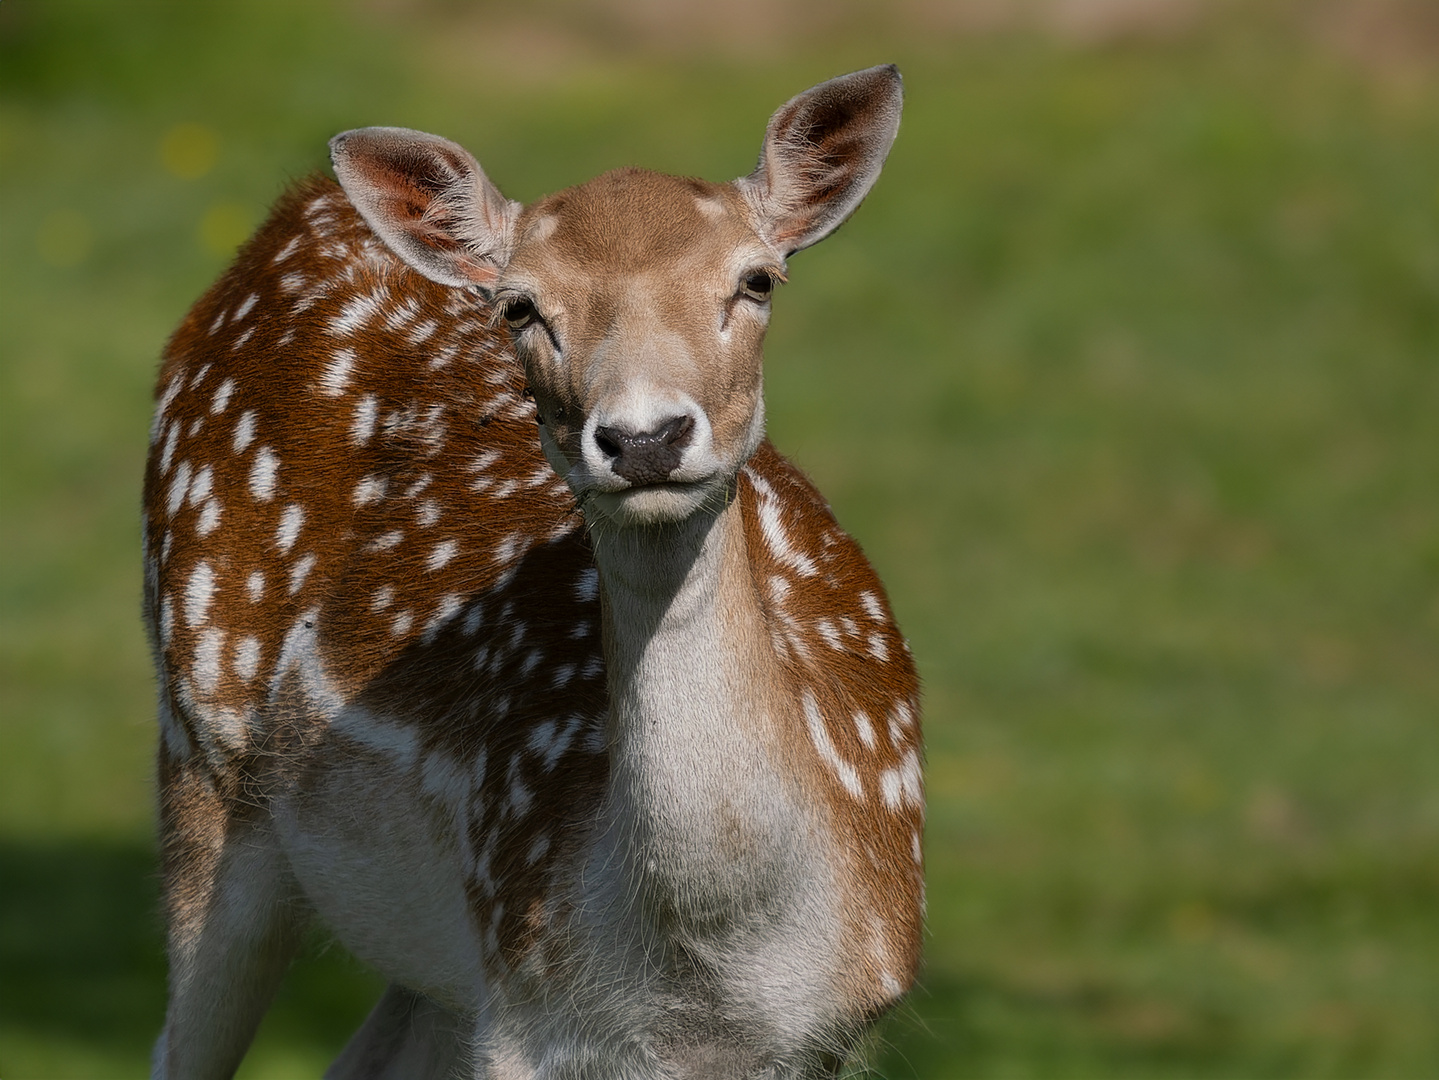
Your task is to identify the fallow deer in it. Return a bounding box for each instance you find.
[144,65,923,1078]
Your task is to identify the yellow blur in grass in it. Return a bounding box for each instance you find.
[160,122,218,181]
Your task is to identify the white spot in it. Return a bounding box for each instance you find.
[854,711,877,750]
[370,585,395,612]
[416,499,441,527]
[159,422,180,474]
[391,610,414,636]
[750,472,818,576]
[816,618,843,651]
[166,460,193,517]
[351,394,377,445]
[272,235,302,264]
[528,213,559,242]
[232,410,256,454]
[288,552,316,594]
[694,194,727,220]
[233,636,262,682]
[859,590,885,622]
[525,834,550,866]
[426,538,458,572]
[469,449,501,473]
[329,291,384,337]
[575,567,599,603]
[184,561,217,627]
[880,971,903,999]
[880,769,903,811]
[207,706,249,754]
[353,475,387,506]
[384,296,421,331]
[154,374,184,427]
[249,446,279,501]
[210,378,235,415]
[504,753,533,817]
[246,570,265,602]
[233,292,259,323]
[542,717,580,770]
[527,719,556,758]
[803,691,862,800]
[275,503,305,553]
[462,605,485,635]
[768,574,792,606]
[551,664,576,689]
[187,465,213,506]
[321,347,355,396]
[493,532,524,566]
[421,594,464,643]
[366,530,404,552]
[194,627,226,693]
[898,748,923,808]
[867,632,890,662]
[197,499,222,536]
[520,649,543,677]
[893,700,916,730]
[912,829,923,864]
[231,327,254,352]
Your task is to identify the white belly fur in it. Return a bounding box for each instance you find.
[273,740,484,1012]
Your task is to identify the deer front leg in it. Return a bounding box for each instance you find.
[324,982,468,1080]
[153,751,307,1080]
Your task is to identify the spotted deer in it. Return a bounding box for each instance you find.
[143,65,923,1079]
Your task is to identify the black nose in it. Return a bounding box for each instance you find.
[593,415,695,486]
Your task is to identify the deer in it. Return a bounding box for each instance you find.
[142,65,924,1079]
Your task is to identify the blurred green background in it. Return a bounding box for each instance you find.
[2,1,1437,1076]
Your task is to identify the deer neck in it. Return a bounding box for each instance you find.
[588,488,814,926]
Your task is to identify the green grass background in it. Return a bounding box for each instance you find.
[2,1,1437,1076]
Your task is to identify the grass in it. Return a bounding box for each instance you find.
[2,2,1437,1076]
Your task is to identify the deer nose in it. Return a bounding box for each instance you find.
[593,414,695,486]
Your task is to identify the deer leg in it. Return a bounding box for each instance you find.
[152,752,307,1080]
[324,982,468,1080]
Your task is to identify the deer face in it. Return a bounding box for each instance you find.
[331,65,902,529]
[497,172,778,526]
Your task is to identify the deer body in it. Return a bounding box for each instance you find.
[145,67,923,1079]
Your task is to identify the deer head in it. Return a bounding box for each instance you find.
[330,65,902,529]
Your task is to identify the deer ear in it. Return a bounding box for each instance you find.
[330,127,521,288]
[738,65,903,256]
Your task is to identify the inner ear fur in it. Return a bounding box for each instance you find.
[738,65,903,256]
[330,127,521,288]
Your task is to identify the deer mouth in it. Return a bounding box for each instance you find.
[582,474,727,527]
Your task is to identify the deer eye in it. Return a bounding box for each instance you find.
[502,297,538,330]
[740,271,774,302]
